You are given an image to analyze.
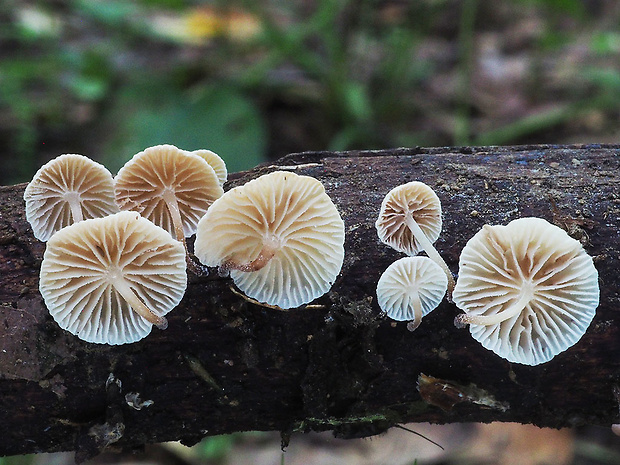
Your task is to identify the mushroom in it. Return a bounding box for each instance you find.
[194,171,345,309]
[375,181,455,297]
[39,211,187,344]
[189,149,227,186]
[24,154,119,241]
[453,217,599,365]
[114,144,224,249]
[376,256,448,331]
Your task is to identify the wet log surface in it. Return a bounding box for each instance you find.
[0,144,619,460]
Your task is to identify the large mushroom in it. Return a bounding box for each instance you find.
[114,144,224,250]
[194,171,345,309]
[376,256,448,331]
[453,217,599,365]
[375,181,455,297]
[24,154,119,241]
[39,211,187,345]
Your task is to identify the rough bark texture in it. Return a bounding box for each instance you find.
[1,144,619,459]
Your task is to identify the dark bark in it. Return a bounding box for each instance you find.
[1,144,619,459]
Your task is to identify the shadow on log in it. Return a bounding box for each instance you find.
[0,144,619,460]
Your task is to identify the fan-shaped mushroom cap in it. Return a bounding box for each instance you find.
[453,217,599,365]
[189,149,227,186]
[376,181,442,255]
[194,171,345,309]
[24,154,119,241]
[114,144,223,241]
[39,211,187,345]
[377,256,447,330]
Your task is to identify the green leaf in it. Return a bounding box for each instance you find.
[102,81,267,175]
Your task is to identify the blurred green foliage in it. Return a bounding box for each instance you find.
[0,0,270,184]
[241,0,433,150]
[100,80,266,174]
[1,0,620,187]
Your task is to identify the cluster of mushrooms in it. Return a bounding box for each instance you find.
[374,181,600,366]
[25,146,600,367]
[25,145,345,345]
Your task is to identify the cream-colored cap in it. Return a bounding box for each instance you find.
[376,256,447,330]
[375,181,442,255]
[39,211,187,345]
[194,171,345,309]
[453,217,599,365]
[24,154,119,241]
[114,144,223,241]
[189,149,227,186]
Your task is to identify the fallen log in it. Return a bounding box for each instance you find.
[0,144,619,460]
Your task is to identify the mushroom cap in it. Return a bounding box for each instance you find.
[114,144,224,237]
[375,181,442,255]
[453,217,599,365]
[189,149,227,186]
[376,256,448,321]
[24,154,119,241]
[39,211,187,345]
[194,171,345,309]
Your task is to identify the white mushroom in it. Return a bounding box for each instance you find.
[377,256,448,331]
[39,211,187,345]
[189,149,227,186]
[24,154,119,241]
[453,217,599,365]
[194,171,345,309]
[114,144,223,246]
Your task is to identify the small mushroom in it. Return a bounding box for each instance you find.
[114,144,224,248]
[24,154,119,241]
[39,211,187,344]
[375,181,455,297]
[453,217,599,365]
[189,149,227,186]
[194,171,345,309]
[376,256,448,331]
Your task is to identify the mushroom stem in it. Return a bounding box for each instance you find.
[406,291,423,332]
[163,189,201,274]
[112,278,168,330]
[454,291,531,328]
[404,215,455,299]
[222,241,279,273]
[66,193,84,223]
[162,189,187,245]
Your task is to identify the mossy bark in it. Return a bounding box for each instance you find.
[1,144,619,460]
